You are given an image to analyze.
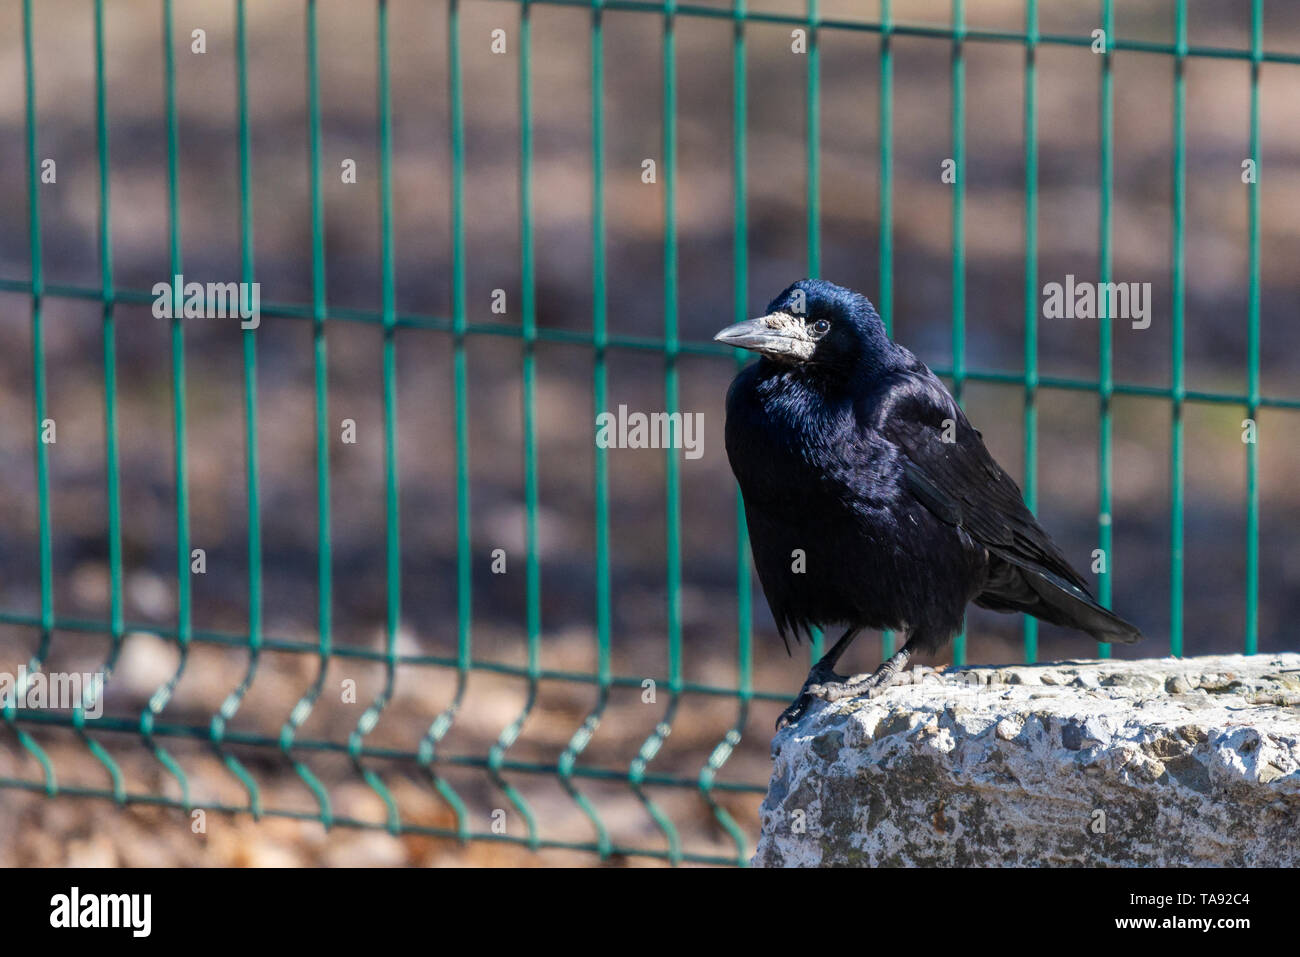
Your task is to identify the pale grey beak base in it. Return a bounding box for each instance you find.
[712,318,786,352]
[713,312,815,361]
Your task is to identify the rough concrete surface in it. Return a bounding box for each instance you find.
[754,655,1300,867]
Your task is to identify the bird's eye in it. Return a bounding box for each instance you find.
[811,319,830,337]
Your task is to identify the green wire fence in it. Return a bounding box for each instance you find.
[1,0,1295,866]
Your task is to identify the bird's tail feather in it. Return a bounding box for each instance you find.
[977,556,1142,645]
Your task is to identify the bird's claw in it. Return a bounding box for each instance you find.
[775,663,905,731]
[774,671,848,731]
[775,696,810,732]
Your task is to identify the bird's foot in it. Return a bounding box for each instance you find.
[775,656,910,731]
[775,660,843,731]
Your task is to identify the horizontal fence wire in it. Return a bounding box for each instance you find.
[0,0,1292,865]
[2,275,1293,409]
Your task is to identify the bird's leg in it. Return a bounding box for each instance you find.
[776,634,918,731]
[775,628,859,731]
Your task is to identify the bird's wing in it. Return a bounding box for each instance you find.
[872,366,1092,595]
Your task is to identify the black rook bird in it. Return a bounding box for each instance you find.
[717,279,1141,730]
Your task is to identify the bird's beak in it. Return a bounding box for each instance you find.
[713,312,815,361]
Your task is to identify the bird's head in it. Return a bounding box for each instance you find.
[713,279,896,380]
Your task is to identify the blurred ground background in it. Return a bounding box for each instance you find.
[1,0,1299,866]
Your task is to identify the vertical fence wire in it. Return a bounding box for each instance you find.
[279,0,334,828]
[82,0,127,802]
[805,0,820,279]
[1020,0,1039,663]
[347,0,403,834]
[141,0,194,808]
[878,0,895,660]
[627,0,683,867]
[1245,0,1261,656]
[487,0,542,850]
[693,0,756,866]
[731,0,753,743]
[949,0,966,666]
[209,0,264,817]
[555,0,613,859]
[1096,0,1114,659]
[1170,0,1187,657]
[10,0,56,794]
[417,0,472,842]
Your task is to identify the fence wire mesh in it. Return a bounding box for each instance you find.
[1,0,1296,865]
